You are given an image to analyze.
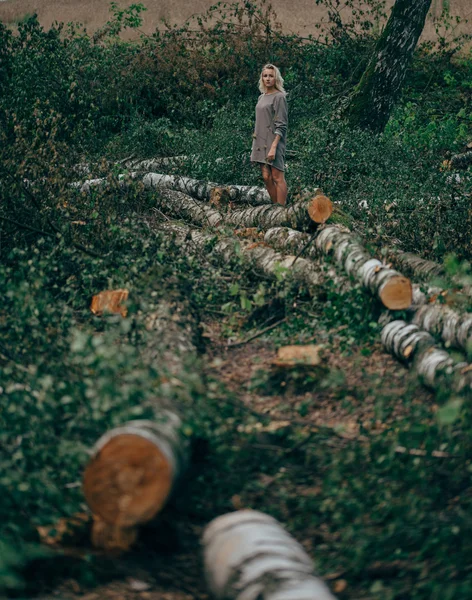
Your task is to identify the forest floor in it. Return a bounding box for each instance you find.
[36,311,433,600]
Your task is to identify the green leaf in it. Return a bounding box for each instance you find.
[436,398,463,426]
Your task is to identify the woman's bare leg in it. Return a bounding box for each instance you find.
[271,167,287,206]
[260,164,277,203]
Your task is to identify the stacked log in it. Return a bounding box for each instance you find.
[83,299,197,549]
[203,510,336,600]
[265,226,412,310]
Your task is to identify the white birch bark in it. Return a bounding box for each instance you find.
[225,200,321,232]
[381,320,471,393]
[143,172,272,205]
[412,304,472,353]
[144,183,224,227]
[159,222,326,292]
[386,248,444,280]
[203,510,336,600]
[264,225,412,310]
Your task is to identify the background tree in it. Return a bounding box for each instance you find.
[345,0,433,132]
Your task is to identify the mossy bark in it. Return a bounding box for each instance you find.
[346,0,432,132]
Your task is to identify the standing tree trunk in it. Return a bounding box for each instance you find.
[345,0,432,132]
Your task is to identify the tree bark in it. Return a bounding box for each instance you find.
[381,320,472,393]
[412,303,472,353]
[145,179,332,231]
[83,298,197,550]
[264,225,412,310]
[159,222,328,293]
[203,510,337,600]
[345,0,433,132]
[385,248,444,281]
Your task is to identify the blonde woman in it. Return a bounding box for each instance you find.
[250,64,288,206]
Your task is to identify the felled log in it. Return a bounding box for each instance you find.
[160,222,329,294]
[224,196,333,231]
[143,172,271,206]
[385,248,444,281]
[83,299,196,549]
[381,320,472,393]
[148,186,224,227]
[71,172,139,194]
[83,414,187,549]
[264,226,412,310]
[203,510,336,600]
[412,304,472,353]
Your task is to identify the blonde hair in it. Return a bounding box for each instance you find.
[258,64,285,94]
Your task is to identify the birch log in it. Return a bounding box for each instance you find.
[412,304,472,353]
[143,172,272,206]
[83,299,195,549]
[264,226,412,310]
[147,185,224,227]
[203,510,336,600]
[381,320,472,393]
[385,248,444,281]
[159,222,330,293]
[224,197,333,231]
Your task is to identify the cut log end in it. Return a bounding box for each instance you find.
[308,195,333,224]
[379,276,412,310]
[83,433,173,528]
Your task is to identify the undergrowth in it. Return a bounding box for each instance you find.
[1,1,472,598]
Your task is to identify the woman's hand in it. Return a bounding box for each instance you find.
[267,144,277,162]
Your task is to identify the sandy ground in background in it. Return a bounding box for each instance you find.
[0,0,471,40]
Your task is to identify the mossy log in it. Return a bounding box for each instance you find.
[264,225,412,310]
[381,320,472,393]
[83,299,197,550]
[203,510,336,600]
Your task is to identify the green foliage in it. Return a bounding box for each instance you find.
[1,1,472,596]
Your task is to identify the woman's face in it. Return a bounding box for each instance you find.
[262,68,276,91]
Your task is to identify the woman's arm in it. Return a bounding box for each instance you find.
[273,94,288,140]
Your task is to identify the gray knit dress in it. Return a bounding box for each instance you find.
[250,91,288,172]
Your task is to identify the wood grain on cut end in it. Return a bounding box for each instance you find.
[308,195,333,224]
[83,434,173,528]
[90,288,129,317]
[379,276,412,310]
